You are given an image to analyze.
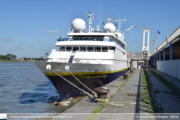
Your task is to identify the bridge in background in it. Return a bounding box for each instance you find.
[128,27,150,67]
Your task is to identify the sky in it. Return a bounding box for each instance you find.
[0,0,180,58]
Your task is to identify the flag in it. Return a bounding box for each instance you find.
[93,16,95,19]
[152,43,154,46]
[103,22,105,25]
[158,31,160,34]
[153,39,155,42]
[155,35,157,39]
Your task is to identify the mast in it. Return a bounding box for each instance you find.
[86,12,93,33]
[106,17,113,23]
[114,19,127,33]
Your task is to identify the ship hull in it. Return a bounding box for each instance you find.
[35,62,129,101]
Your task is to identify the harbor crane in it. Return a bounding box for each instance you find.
[123,24,136,35]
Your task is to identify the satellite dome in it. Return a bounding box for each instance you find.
[72,18,86,32]
[103,23,116,33]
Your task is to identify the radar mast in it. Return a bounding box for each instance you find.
[114,19,127,33]
[86,12,93,33]
[106,17,113,23]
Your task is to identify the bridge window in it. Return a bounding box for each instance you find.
[95,47,101,52]
[80,46,86,51]
[73,46,79,51]
[58,46,117,52]
[102,47,108,52]
[87,46,93,52]
[60,46,65,51]
[109,46,115,51]
[66,46,72,51]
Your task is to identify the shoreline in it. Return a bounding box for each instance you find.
[0,60,41,62]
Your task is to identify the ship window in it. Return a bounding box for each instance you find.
[73,46,79,51]
[80,46,86,51]
[72,36,104,41]
[60,46,65,51]
[116,40,125,50]
[66,46,72,51]
[109,46,115,51]
[102,47,108,52]
[87,47,93,52]
[95,47,101,52]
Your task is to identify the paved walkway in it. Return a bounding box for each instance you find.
[95,68,150,120]
[145,68,180,113]
[52,70,131,120]
[52,68,180,120]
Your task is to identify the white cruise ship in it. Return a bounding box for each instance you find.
[35,13,135,101]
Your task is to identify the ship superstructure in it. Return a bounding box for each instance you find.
[35,13,135,101]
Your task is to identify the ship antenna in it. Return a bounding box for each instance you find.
[99,3,102,29]
[119,9,120,20]
[114,19,127,33]
[86,12,93,33]
[106,17,112,23]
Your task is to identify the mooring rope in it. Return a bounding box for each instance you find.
[50,68,94,100]
[68,70,97,97]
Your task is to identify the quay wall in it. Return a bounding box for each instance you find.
[157,60,180,80]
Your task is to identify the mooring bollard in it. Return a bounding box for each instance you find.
[123,73,128,79]
[94,87,110,99]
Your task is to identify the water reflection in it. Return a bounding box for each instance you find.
[19,81,60,104]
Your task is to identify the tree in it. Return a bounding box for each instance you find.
[0,54,17,60]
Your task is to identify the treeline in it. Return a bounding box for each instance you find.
[0,54,17,60]
[0,54,45,61]
[24,57,45,61]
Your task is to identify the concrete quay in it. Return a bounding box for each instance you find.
[55,71,131,120]
[95,68,151,120]
[52,68,153,120]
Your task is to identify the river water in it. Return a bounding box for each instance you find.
[0,62,82,113]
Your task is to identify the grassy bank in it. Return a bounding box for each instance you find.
[87,100,107,120]
[142,69,154,113]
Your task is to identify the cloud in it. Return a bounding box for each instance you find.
[19,47,24,49]
[46,30,59,34]
[9,47,16,50]
[2,38,13,41]
[43,48,48,51]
